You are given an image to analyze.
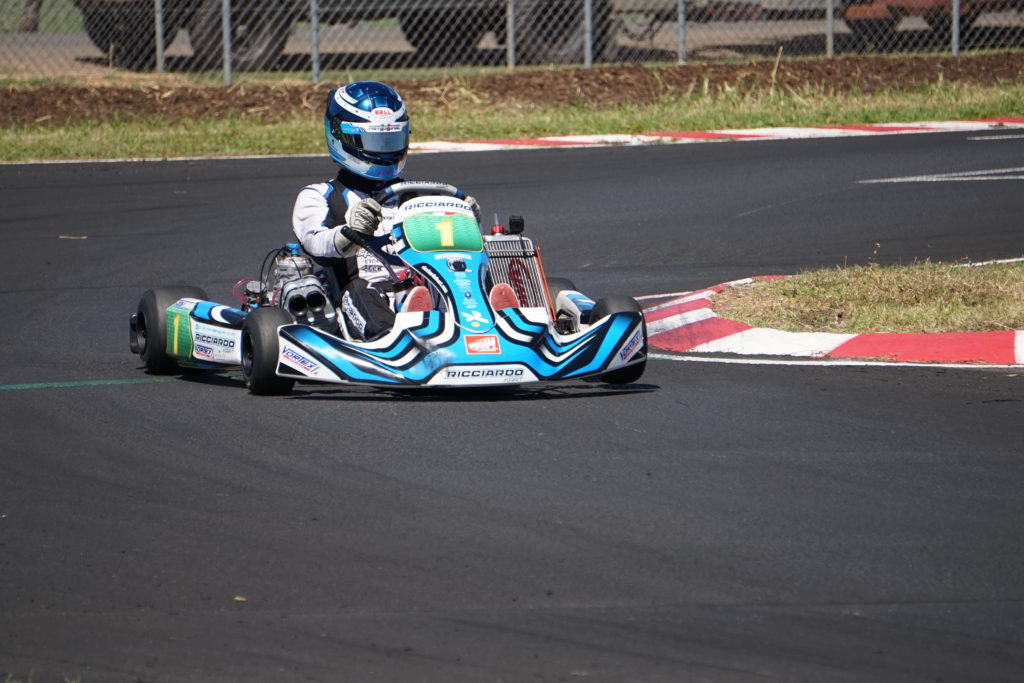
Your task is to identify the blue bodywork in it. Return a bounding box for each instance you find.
[152,189,646,388]
[269,197,646,387]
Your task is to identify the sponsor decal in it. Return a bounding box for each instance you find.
[421,266,451,298]
[451,274,479,307]
[461,310,489,329]
[619,328,643,361]
[370,106,394,119]
[444,367,523,379]
[446,257,468,272]
[190,322,241,362]
[465,335,501,354]
[173,298,199,312]
[404,200,469,213]
[364,122,405,133]
[341,292,368,337]
[282,347,320,373]
[430,364,535,386]
[195,333,235,349]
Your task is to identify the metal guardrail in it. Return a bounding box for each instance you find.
[2,0,1022,83]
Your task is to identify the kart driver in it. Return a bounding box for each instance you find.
[292,80,481,340]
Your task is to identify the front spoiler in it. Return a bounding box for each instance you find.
[274,307,645,387]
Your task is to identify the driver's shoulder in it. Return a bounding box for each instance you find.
[298,181,334,199]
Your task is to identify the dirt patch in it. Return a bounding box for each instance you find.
[4,52,1024,127]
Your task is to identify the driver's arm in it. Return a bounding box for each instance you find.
[292,183,345,258]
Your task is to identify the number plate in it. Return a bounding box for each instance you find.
[403,213,482,253]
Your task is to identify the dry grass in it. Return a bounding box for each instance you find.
[713,260,1024,333]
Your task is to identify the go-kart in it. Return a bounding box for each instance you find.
[129,181,647,394]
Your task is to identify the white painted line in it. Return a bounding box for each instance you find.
[690,327,856,356]
[539,134,662,145]
[635,290,695,301]
[969,134,1024,141]
[411,142,523,153]
[715,126,875,138]
[861,166,1024,184]
[1016,331,1024,365]
[642,289,717,313]
[647,308,716,335]
[956,257,1024,268]
[650,353,1023,370]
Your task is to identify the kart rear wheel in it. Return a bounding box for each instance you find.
[241,307,295,396]
[135,286,208,374]
[592,295,647,385]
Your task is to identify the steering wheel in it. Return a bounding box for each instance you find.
[371,180,465,205]
[339,180,468,254]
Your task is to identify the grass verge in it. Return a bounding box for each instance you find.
[713,260,1024,334]
[3,79,1023,161]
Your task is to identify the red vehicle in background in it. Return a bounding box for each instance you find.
[841,0,1022,43]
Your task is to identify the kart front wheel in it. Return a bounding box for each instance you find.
[593,296,647,385]
[134,286,208,374]
[546,277,577,308]
[241,307,295,396]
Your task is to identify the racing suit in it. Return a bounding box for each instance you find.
[292,167,403,340]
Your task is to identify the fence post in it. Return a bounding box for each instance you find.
[310,0,320,83]
[154,0,166,72]
[506,0,517,71]
[951,0,960,56]
[221,0,233,85]
[825,0,834,57]
[584,0,593,67]
[18,0,42,32]
[677,0,686,64]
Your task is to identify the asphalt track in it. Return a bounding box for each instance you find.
[2,131,1023,681]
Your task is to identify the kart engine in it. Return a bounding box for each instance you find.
[266,248,338,332]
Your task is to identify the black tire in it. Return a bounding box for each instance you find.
[845,17,898,49]
[546,276,577,309]
[82,2,179,69]
[241,307,295,396]
[592,295,647,385]
[188,0,294,71]
[134,286,208,374]
[517,0,615,64]
[400,9,486,61]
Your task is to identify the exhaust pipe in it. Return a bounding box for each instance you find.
[287,294,308,316]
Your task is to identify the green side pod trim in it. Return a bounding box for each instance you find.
[165,304,193,359]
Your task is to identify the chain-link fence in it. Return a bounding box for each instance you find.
[2,0,1023,83]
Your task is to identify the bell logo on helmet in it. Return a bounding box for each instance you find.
[371,107,395,119]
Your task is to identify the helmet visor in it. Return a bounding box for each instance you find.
[337,120,409,153]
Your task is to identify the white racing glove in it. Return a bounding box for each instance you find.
[334,197,382,255]
[465,195,482,226]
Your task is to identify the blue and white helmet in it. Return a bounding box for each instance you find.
[325,81,410,181]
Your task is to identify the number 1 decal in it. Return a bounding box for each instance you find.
[434,219,454,247]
